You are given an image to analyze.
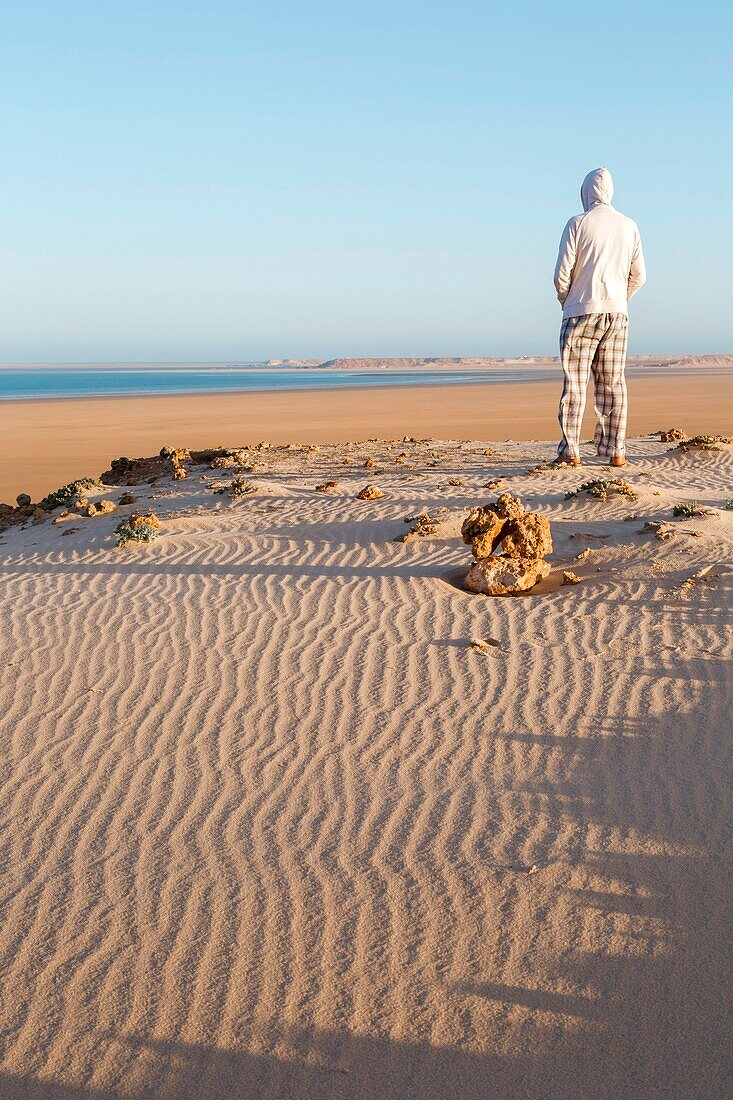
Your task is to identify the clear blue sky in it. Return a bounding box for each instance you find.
[1,1,730,361]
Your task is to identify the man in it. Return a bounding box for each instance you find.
[553,166,646,467]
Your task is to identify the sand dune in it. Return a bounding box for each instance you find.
[1,437,731,1098]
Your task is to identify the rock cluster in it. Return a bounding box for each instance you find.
[102,455,163,485]
[660,427,686,442]
[102,445,192,485]
[160,446,189,479]
[676,434,733,453]
[0,494,40,532]
[462,493,552,596]
[85,499,117,517]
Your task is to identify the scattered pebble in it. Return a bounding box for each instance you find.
[470,637,503,652]
[356,485,383,500]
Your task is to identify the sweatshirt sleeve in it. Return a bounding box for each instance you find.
[627,228,646,300]
[554,219,577,306]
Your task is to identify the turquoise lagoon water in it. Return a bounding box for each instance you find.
[0,365,540,401]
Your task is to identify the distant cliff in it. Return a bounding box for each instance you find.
[316,357,510,370]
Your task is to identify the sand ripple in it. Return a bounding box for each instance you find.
[1,439,731,1098]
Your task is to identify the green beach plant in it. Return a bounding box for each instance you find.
[39,477,99,511]
[115,512,161,546]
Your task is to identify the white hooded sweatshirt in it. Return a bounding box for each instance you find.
[554,167,646,319]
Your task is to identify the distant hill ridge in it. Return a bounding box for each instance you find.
[315,354,733,370]
[318,357,519,370]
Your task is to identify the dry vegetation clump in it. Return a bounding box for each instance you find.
[565,478,637,502]
[677,435,733,453]
[232,477,258,496]
[395,508,450,542]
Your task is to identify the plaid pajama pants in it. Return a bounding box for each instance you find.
[557,312,629,460]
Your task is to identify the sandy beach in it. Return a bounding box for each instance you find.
[2,366,733,504]
[1,429,731,1098]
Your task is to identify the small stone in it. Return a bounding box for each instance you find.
[562,570,581,585]
[316,481,339,493]
[16,493,31,508]
[357,485,383,500]
[641,520,674,541]
[118,492,137,506]
[85,499,117,517]
[470,637,503,652]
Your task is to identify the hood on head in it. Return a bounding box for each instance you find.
[581,167,614,211]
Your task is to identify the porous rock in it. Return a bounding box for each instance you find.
[494,492,526,519]
[86,499,117,517]
[461,507,506,558]
[500,513,553,559]
[464,556,551,596]
[660,427,686,443]
[128,511,161,531]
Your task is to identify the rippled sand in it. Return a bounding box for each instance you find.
[1,437,731,1098]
